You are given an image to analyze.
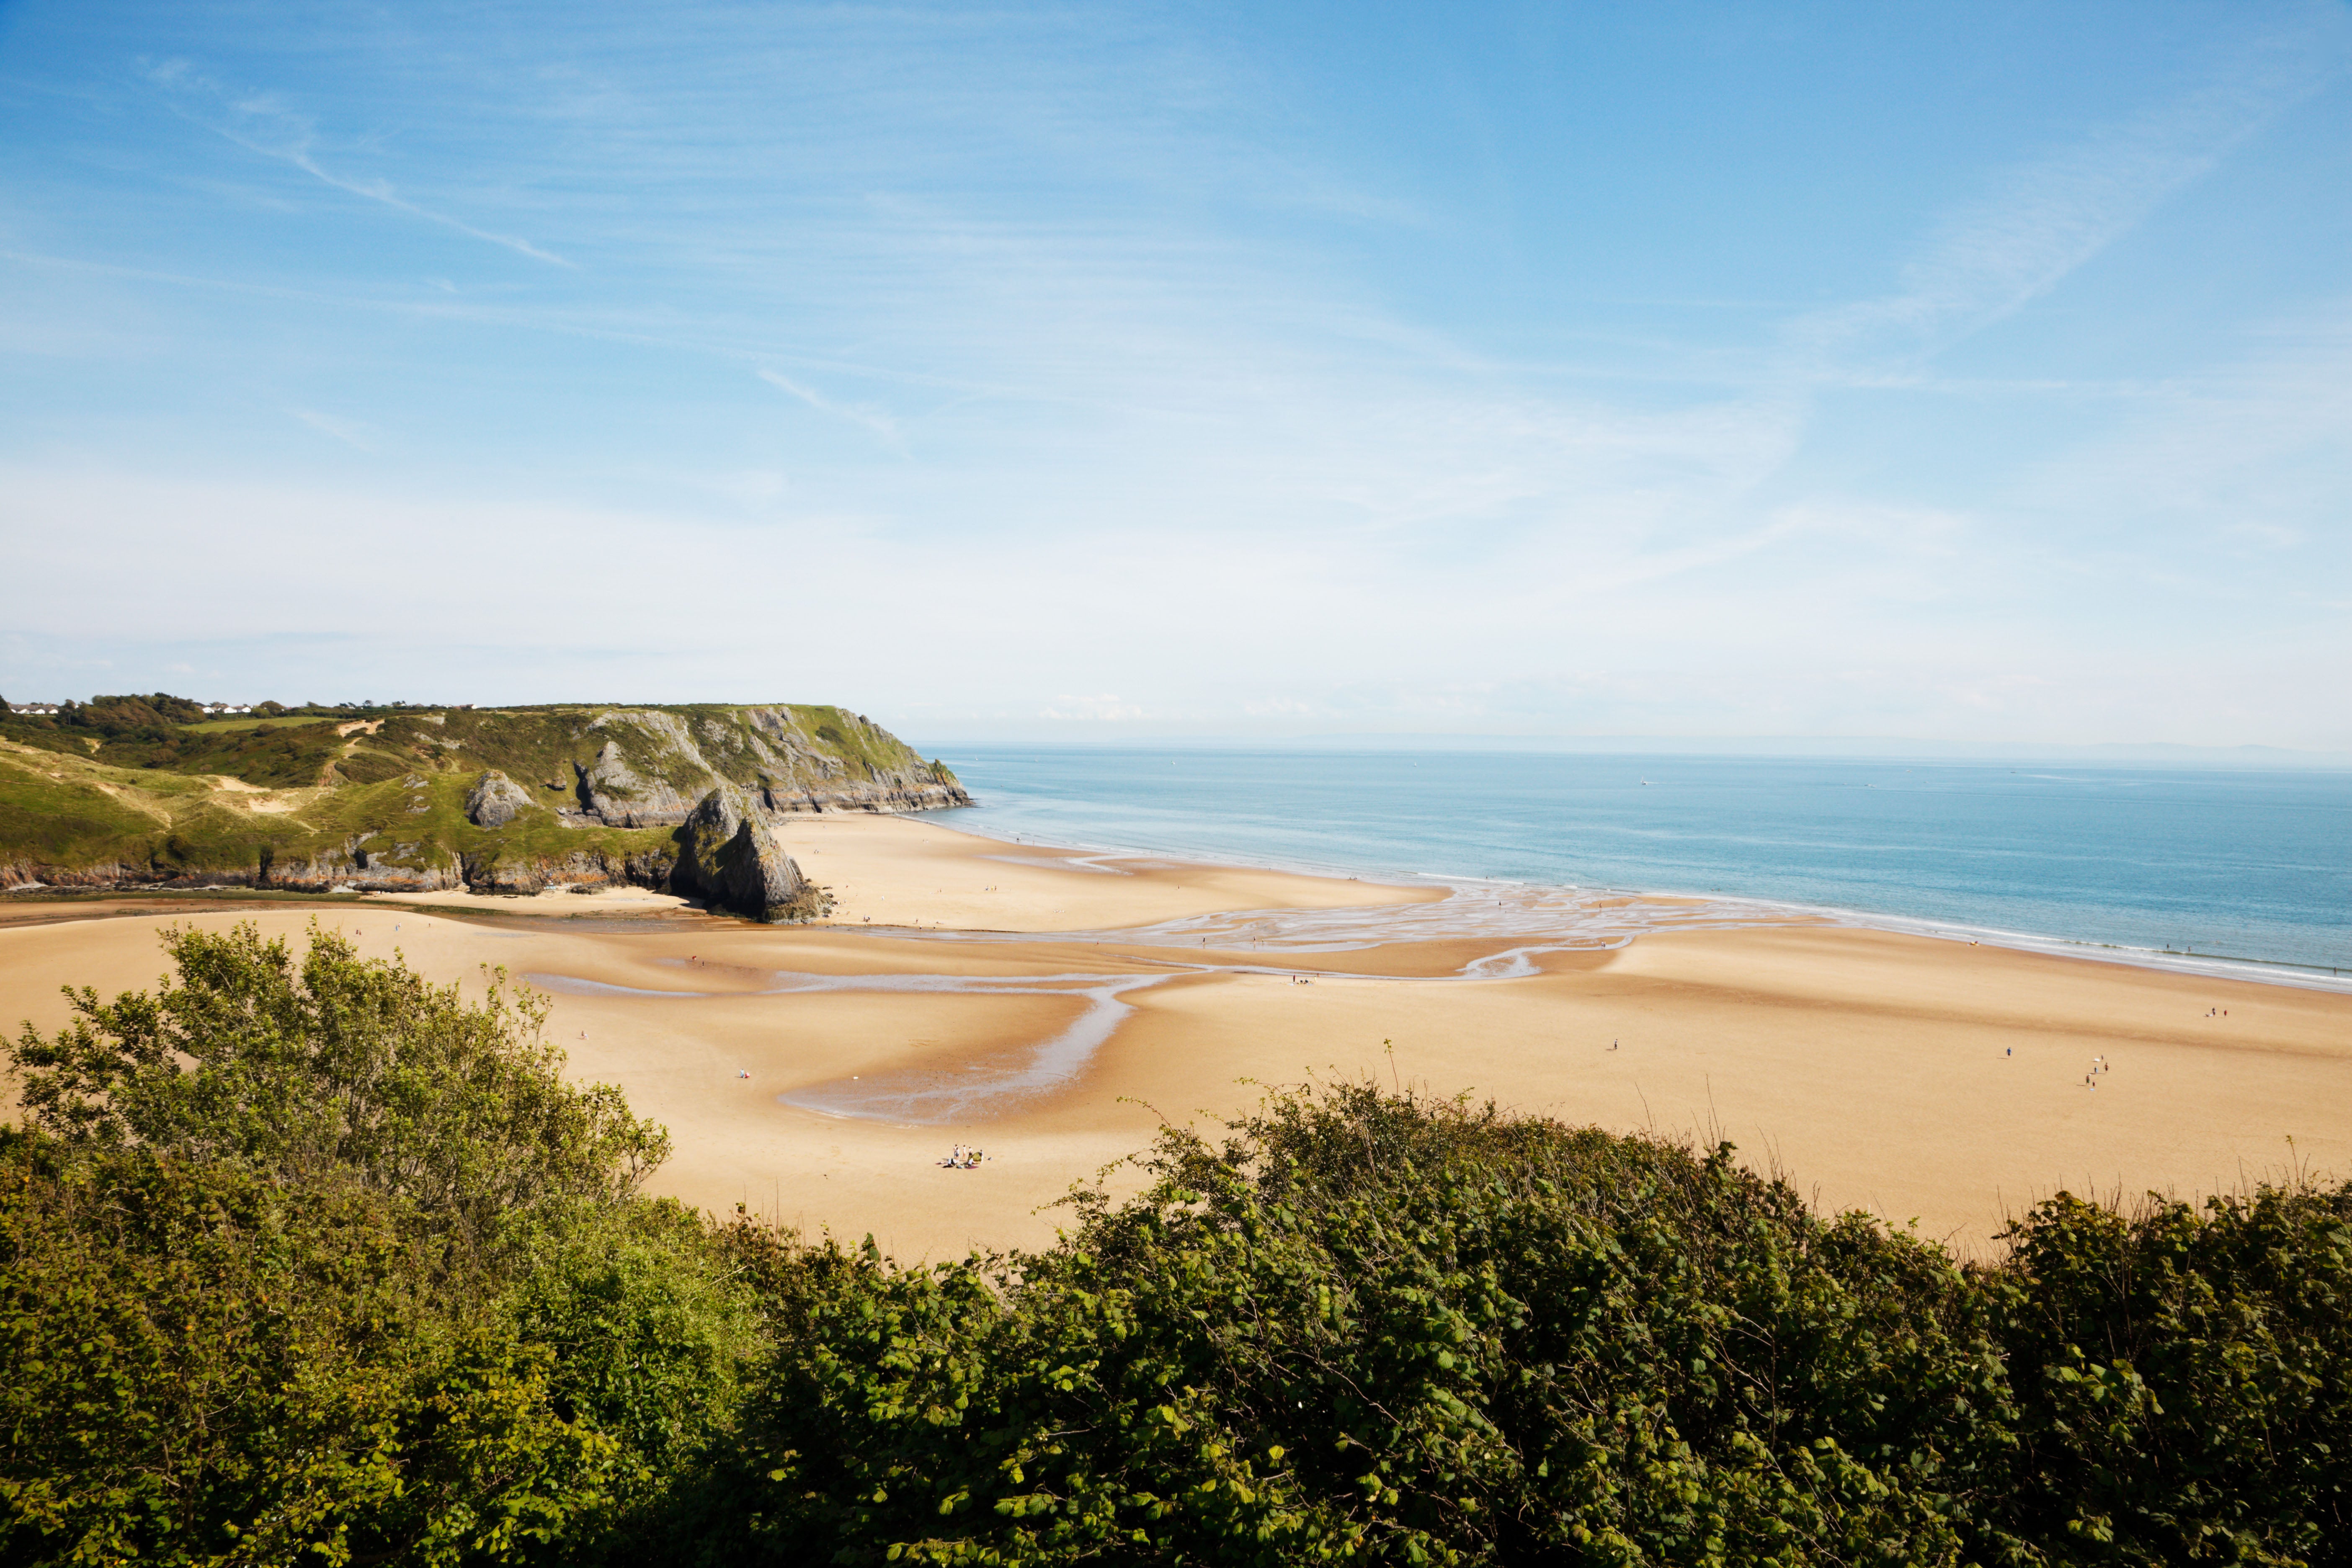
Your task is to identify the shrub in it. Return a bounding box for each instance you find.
[674,1085,2352,1567]
[0,1128,628,1567]
[10,922,668,1247]
[8,929,2351,1566]
[1,926,745,1567]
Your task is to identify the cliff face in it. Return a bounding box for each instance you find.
[1,836,677,899]
[0,700,962,901]
[566,707,967,826]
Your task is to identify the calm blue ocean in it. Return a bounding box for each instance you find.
[923,750,2352,981]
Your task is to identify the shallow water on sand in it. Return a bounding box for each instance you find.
[520,752,2351,1125]
[530,963,1162,1123]
[922,749,2352,983]
[519,882,1798,1123]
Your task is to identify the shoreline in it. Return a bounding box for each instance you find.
[5,808,2348,1264]
[910,805,2352,995]
[7,795,2345,1003]
[8,801,2347,994]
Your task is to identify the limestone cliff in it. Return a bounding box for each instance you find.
[0,699,961,901]
[667,784,833,922]
[566,706,967,826]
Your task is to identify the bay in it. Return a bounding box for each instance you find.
[923,749,2352,981]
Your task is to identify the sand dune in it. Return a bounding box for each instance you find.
[3,812,2344,1263]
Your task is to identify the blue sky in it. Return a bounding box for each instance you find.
[3,0,2347,750]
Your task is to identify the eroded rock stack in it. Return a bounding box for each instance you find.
[669,784,833,923]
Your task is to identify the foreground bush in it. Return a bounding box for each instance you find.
[680,1088,2352,1567]
[1,924,751,1566]
[684,1089,2009,1564]
[5,927,2349,1565]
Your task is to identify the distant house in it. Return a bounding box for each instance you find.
[12,702,61,715]
[201,702,254,715]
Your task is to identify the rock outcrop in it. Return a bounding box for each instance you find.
[668,785,833,923]
[464,770,536,828]
[1,699,955,900]
[568,707,968,826]
[2,843,677,898]
[456,846,678,897]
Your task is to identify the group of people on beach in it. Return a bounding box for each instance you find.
[2086,1054,2110,1089]
[940,1144,989,1170]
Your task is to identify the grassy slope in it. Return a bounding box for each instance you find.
[0,704,952,882]
[469,703,955,789]
[176,714,332,734]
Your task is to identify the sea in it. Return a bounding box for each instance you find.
[921,749,2352,991]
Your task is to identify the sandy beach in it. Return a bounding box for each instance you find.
[4,810,2346,1262]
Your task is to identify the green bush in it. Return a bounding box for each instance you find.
[674,1086,2352,1567]
[0,1131,625,1567]
[6,931,2349,1566]
[10,923,668,1243]
[1,926,746,1567]
[1991,1187,2352,1563]
[682,1088,2009,1565]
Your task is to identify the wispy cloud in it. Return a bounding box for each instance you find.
[756,369,902,445]
[3,5,2346,746]
[1786,16,2349,375]
[2010,294,2352,594]
[287,407,375,449]
[143,57,574,267]
[1041,695,1146,721]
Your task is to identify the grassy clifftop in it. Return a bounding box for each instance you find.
[0,700,965,895]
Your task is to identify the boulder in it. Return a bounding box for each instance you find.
[670,785,833,922]
[464,770,537,829]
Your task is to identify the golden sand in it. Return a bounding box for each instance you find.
[3,812,2344,1262]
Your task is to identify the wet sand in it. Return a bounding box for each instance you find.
[3,812,2346,1261]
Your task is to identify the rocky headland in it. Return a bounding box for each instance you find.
[0,700,959,920]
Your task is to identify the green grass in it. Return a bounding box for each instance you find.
[175,714,347,734]
[0,753,165,866]
[4,701,952,886]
